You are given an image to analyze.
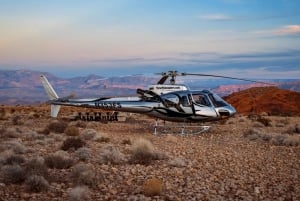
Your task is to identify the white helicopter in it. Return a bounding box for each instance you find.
[40,71,268,133]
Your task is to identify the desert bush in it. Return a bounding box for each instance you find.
[238,116,248,123]
[71,163,97,186]
[252,122,264,128]
[129,138,162,165]
[5,140,27,154]
[94,133,110,143]
[0,108,8,120]
[44,151,73,169]
[2,127,20,138]
[64,125,80,136]
[81,129,97,140]
[4,154,25,165]
[47,120,68,133]
[143,177,163,196]
[256,116,272,127]
[282,135,300,146]
[61,137,86,151]
[243,128,262,140]
[68,186,90,201]
[12,115,23,125]
[25,157,48,178]
[121,139,132,145]
[168,157,186,167]
[98,144,125,164]
[25,175,49,192]
[285,124,300,134]
[75,147,91,161]
[1,164,26,184]
[271,134,300,146]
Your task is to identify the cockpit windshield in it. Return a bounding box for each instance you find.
[208,93,228,107]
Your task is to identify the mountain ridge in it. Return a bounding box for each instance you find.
[0,69,299,105]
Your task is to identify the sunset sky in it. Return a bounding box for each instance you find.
[0,0,300,78]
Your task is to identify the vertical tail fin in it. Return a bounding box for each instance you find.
[40,75,61,117]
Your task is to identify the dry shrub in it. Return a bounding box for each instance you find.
[121,139,132,145]
[4,154,25,165]
[244,129,300,146]
[25,157,48,178]
[61,137,86,151]
[81,129,97,140]
[68,186,90,201]
[75,147,91,161]
[94,133,110,143]
[12,115,23,125]
[44,151,73,169]
[256,116,272,127]
[5,140,27,154]
[99,144,125,164]
[47,120,68,133]
[143,177,163,196]
[271,134,300,146]
[71,163,97,186]
[25,175,49,192]
[168,157,186,167]
[285,124,300,134]
[238,116,248,123]
[243,128,262,141]
[252,122,264,128]
[0,108,8,120]
[2,127,21,138]
[64,125,80,136]
[130,138,163,165]
[1,164,26,184]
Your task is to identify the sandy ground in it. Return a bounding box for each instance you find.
[0,105,299,201]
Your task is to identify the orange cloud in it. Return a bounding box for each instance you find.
[273,25,300,35]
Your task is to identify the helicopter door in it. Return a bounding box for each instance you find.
[192,94,218,117]
[180,95,193,114]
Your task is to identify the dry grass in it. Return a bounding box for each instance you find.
[61,137,86,151]
[129,138,165,165]
[143,177,164,196]
[98,144,125,164]
[71,163,97,186]
[244,128,300,146]
[1,164,26,184]
[44,151,73,169]
[25,175,49,192]
[64,125,80,136]
[68,186,90,201]
[47,120,68,133]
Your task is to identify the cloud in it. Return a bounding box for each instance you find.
[197,14,234,21]
[273,25,300,35]
[254,25,300,36]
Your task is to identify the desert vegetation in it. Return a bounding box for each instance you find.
[0,105,299,200]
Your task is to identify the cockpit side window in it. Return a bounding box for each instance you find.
[181,95,190,106]
[192,94,211,106]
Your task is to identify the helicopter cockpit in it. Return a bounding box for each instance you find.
[189,90,236,118]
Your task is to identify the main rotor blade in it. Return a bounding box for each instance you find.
[157,75,169,84]
[182,73,274,85]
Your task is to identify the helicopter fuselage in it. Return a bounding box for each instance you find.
[49,87,236,122]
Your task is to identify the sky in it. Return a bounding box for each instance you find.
[0,0,300,78]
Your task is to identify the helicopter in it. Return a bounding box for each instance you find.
[40,70,269,133]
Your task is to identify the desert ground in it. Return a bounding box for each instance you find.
[0,105,299,201]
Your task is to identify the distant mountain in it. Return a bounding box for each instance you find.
[224,87,300,116]
[0,69,299,105]
[0,69,157,104]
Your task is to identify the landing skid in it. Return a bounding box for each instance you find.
[153,120,211,135]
